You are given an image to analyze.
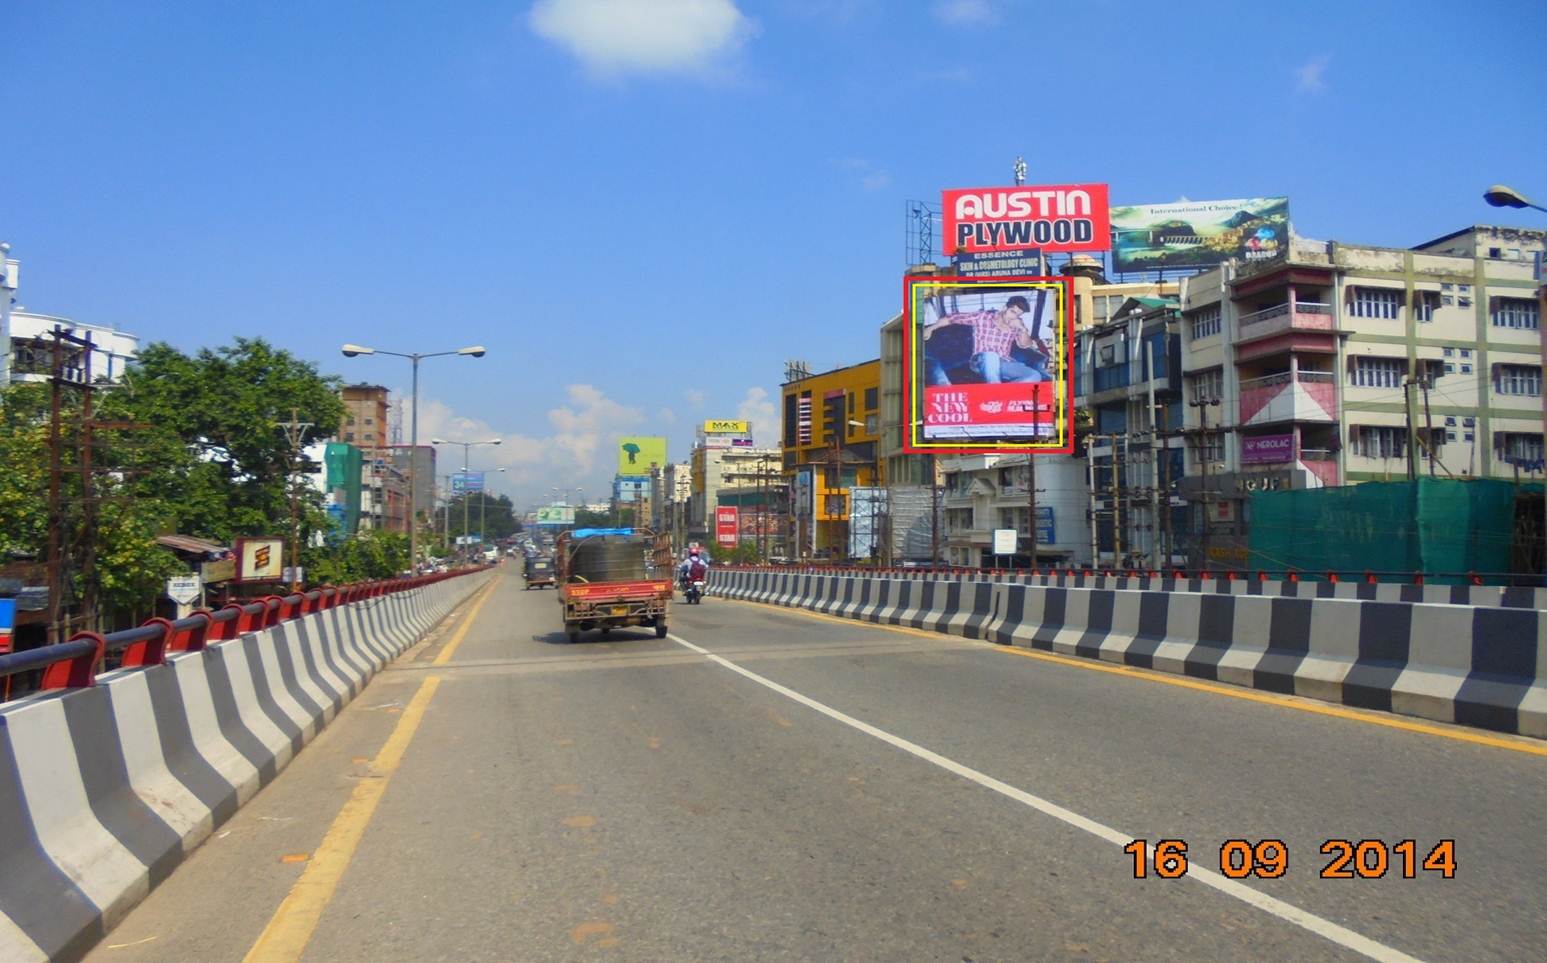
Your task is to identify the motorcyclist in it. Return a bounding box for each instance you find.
[679,548,709,595]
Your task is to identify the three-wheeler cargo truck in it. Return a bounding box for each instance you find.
[556,528,673,643]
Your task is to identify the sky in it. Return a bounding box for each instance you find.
[6,0,1546,508]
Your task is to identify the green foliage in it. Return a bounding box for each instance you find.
[438,493,520,546]
[0,337,349,623]
[303,529,411,584]
[721,540,763,564]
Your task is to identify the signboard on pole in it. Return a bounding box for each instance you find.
[715,506,739,548]
[992,528,1017,555]
[617,436,667,477]
[165,575,202,605]
[234,537,285,583]
[451,471,485,495]
[535,504,575,526]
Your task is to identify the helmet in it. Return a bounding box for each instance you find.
[689,548,701,557]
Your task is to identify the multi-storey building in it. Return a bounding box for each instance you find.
[688,444,780,541]
[338,385,408,533]
[781,359,882,558]
[1173,225,1546,568]
[4,310,139,387]
[938,452,1093,568]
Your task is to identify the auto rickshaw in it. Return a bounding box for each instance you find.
[524,555,556,590]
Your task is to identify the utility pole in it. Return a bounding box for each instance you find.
[1191,396,1220,569]
[1403,375,1418,481]
[277,409,315,592]
[930,454,941,567]
[1108,434,1122,563]
[1421,373,1436,476]
[1026,453,1038,569]
[46,332,65,642]
[1158,401,1171,569]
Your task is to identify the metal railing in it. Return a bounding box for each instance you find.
[1238,302,1334,328]
[0,567,484,700]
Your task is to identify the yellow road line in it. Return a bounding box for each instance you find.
[244,675,442,962]
[431,577,499,666]
[717,596,1547,758]
[246,577,498,961]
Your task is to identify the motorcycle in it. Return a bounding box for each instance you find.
[685,578,705,604]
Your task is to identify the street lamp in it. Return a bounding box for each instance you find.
[1483,184,1547,214]
[341,343,487,571]
[432,436,501,559]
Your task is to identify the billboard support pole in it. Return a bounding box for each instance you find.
[1027,451,1038,568]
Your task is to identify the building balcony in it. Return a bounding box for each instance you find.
[1298,448,1340,487]
[1235,302,1337,345]
[1238,370,1338,426]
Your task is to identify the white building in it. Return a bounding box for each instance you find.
[939,453,1092,568]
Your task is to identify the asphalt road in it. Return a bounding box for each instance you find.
[87,566,1547,962]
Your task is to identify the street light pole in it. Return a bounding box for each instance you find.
[431,436,501,560]
[341,343,486,572]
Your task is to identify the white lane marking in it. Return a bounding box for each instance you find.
[666,633,1424,963]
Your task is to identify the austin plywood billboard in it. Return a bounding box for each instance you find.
[942,184,1110,255]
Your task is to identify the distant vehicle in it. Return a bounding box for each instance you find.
[523,555,555,589]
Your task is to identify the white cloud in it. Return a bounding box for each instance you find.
[736,386,779,447]
[656,406,678,424]
[529,0,754,77]
[933,0,997,25]
[830,156,891,192]
[1294,54,1331,93]
[683,388,707,407]
[410,383,646,508]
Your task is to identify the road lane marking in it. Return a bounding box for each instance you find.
[431,577,499,665]
[667,632,1423,963]
[244,674,442,962]
[716,597,1547,758]
[245,577,499,960]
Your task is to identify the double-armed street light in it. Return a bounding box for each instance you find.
[341,343,486,570]
[432,436,501,558]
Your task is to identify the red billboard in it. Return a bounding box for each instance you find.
[942,184,1110,255]
[902,276,1074,455]
[715,507,739,548]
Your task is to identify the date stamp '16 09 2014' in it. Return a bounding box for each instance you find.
[1124,839,1457,881]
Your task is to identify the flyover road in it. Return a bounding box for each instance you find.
[86,566,1546,962]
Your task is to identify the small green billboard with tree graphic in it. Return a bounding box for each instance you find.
[616,436,667,477]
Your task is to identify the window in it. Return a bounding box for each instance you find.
[1442,295,1455,306]
[1460,284,1471,292]
[1447,431,1457,442]
[344,432,355,442]
[1188,368,1223,403]
[1442,283,1453,292]
[1463,417,1475,427]
[864,387,878,411]
[1495,364,1543,397]
[1461,363,1472,374]
[1442,347,1453,357]
[1444,363,1455,373]
[1188,304,1222,340]
[1491,297,1541,330]
[364,418,374,425]
[347,416,356,425]
[1496,432,1546,465]
[1459,296,1472,308]
[1464,432,1474,442]
[1350,356,1406,388]
[1461,349,1471,358]
[1352,425,1408,459]
[1419,359,1445,386]
[1349,287,1402,319]
[1413,291,1439,322]
[1445,417,1456,427]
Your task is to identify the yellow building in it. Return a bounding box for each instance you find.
[781,359,882,558]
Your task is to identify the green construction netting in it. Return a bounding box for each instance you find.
[1247,478,1521,582]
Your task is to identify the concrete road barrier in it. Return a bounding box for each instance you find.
[711,570,1546,739]
[0,572,490,963]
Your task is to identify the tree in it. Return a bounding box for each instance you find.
[722,541,762,564]
[439,492,520,544]
[303,529,410,584]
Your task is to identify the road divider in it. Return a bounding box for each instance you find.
[709,570,1547,739]
[0,570,491,963]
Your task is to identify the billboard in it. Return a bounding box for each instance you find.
[234,536,285,583]
[1110,197,1290,272]
[902,276,1074,454]
[953,248,1043,278]
[535,504,575,526]
[715,506,739,547]
[1241,433,1295,465]
[942,184,1110,255]
[792,467,814,518]
[702,434,754,450]
[451,471,484,495]
[617,436,667,477]
[703,419,749,434]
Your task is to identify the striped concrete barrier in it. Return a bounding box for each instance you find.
[721,568,1547,608]
[0,571,489,962]
[710,571,1546,739]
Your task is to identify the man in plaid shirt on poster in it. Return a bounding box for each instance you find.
[923,295,1050,384]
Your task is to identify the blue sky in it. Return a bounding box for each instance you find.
[6,0,1545,506]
